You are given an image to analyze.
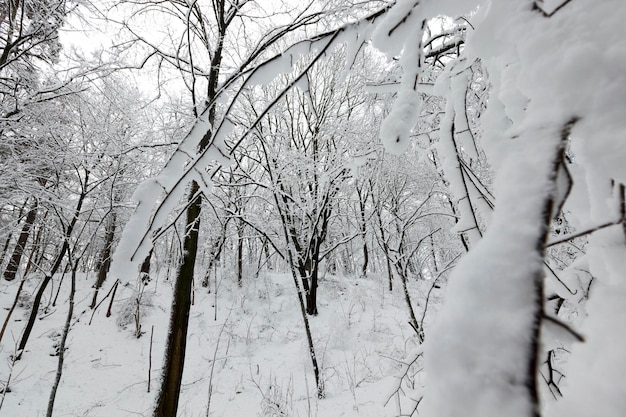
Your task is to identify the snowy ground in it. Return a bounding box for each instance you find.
[0,268,434,416]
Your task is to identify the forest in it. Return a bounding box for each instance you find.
[1,1,624,416]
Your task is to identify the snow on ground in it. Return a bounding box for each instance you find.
[0,267,434,416]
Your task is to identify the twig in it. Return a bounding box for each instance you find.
[546,219,622,247]
[543,261,577,296]
[543,314,584,342]
[148,325,154,393]
[532,0,574,18]
[206,307,233,417]
[383,347,425,407]
[89,279,120,325]
[106,280,120,317]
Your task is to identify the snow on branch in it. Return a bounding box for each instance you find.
[373,1,425,155]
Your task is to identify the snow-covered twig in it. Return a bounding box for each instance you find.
[543,314,584,343]
[383,346,425,416]
[546,218,623,247]
[0,337,20,411]
[532,0,574,18]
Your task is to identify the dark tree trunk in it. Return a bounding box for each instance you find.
[34,227,51,271]
[201,221,228,288]
[385,257,393,292]
[263,238,272,270]
[237,220,244,287]
[374,206,393,291]
[294,268,323,399]
[521,118,579,415]
[0,272,27,347]
[398,265,423,342]
[140,248,153,276]
[153,183,201,417]
[22,212,47,278]
[357,185,368,277]
[306,206,330,316]
[4,200,38,281]
[304,257,319,316]
[362,240,368,277]
[286,243,323,398]
[91,212,117,308]
[46,257,77,417]
[0,232,13,271]
[16,182,86,359]
[16,272,53,359]
[430,233,439,273]
[0,199,28,269]
[297,258,311,293]
[152,2,228,410]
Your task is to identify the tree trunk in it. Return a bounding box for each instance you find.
[297,258,311,296]
[0,199,28,270]
[3,200,38,281]
[236,220,244,287]
[0,273,27,347]
[361,240,368,278]
[0,232,13,271]
[430,233,439,273]
[374,206,393,291]
[263,238,272,270]
[22,212,47,278]
[201,220,228,288]
[153,182,201,417]
[140,248,153,276]
[34,227,51,271]
[357,185,368,277]
[91,212,116,308]
[16,177,86,360]
[399,267,423,342]
[46,257,77,417]
[305,257,319,316]
[152,1,226,405]
[17,250,64,359]
[287,247,323,398]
